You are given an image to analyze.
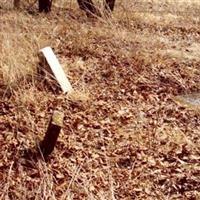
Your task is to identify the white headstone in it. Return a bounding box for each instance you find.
[40,47,73,93]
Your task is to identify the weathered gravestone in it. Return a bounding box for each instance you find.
[39,47,73,93]
[39,110,64,159]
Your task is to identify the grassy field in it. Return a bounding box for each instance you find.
[0,0,200,199]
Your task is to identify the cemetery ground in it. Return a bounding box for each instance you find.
[0,0,200,199]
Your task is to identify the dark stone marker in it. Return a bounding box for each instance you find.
[39,111,64,159]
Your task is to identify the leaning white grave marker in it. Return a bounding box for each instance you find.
[40,47,73,93]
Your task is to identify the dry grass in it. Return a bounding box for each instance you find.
[0,0,200,199]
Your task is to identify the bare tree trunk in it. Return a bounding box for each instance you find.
[77,0,115,17]
[105,0,116,11]
[77,0,98,16]
[14,0,20,9]
[39,0,52,12]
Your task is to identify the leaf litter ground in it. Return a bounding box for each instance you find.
[0,1,200,199]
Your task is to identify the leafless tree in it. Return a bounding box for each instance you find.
[38,0,116,16]
[39,0,52,12]
[14,0,20,8]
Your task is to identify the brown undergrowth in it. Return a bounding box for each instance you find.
[0,0,200,199]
